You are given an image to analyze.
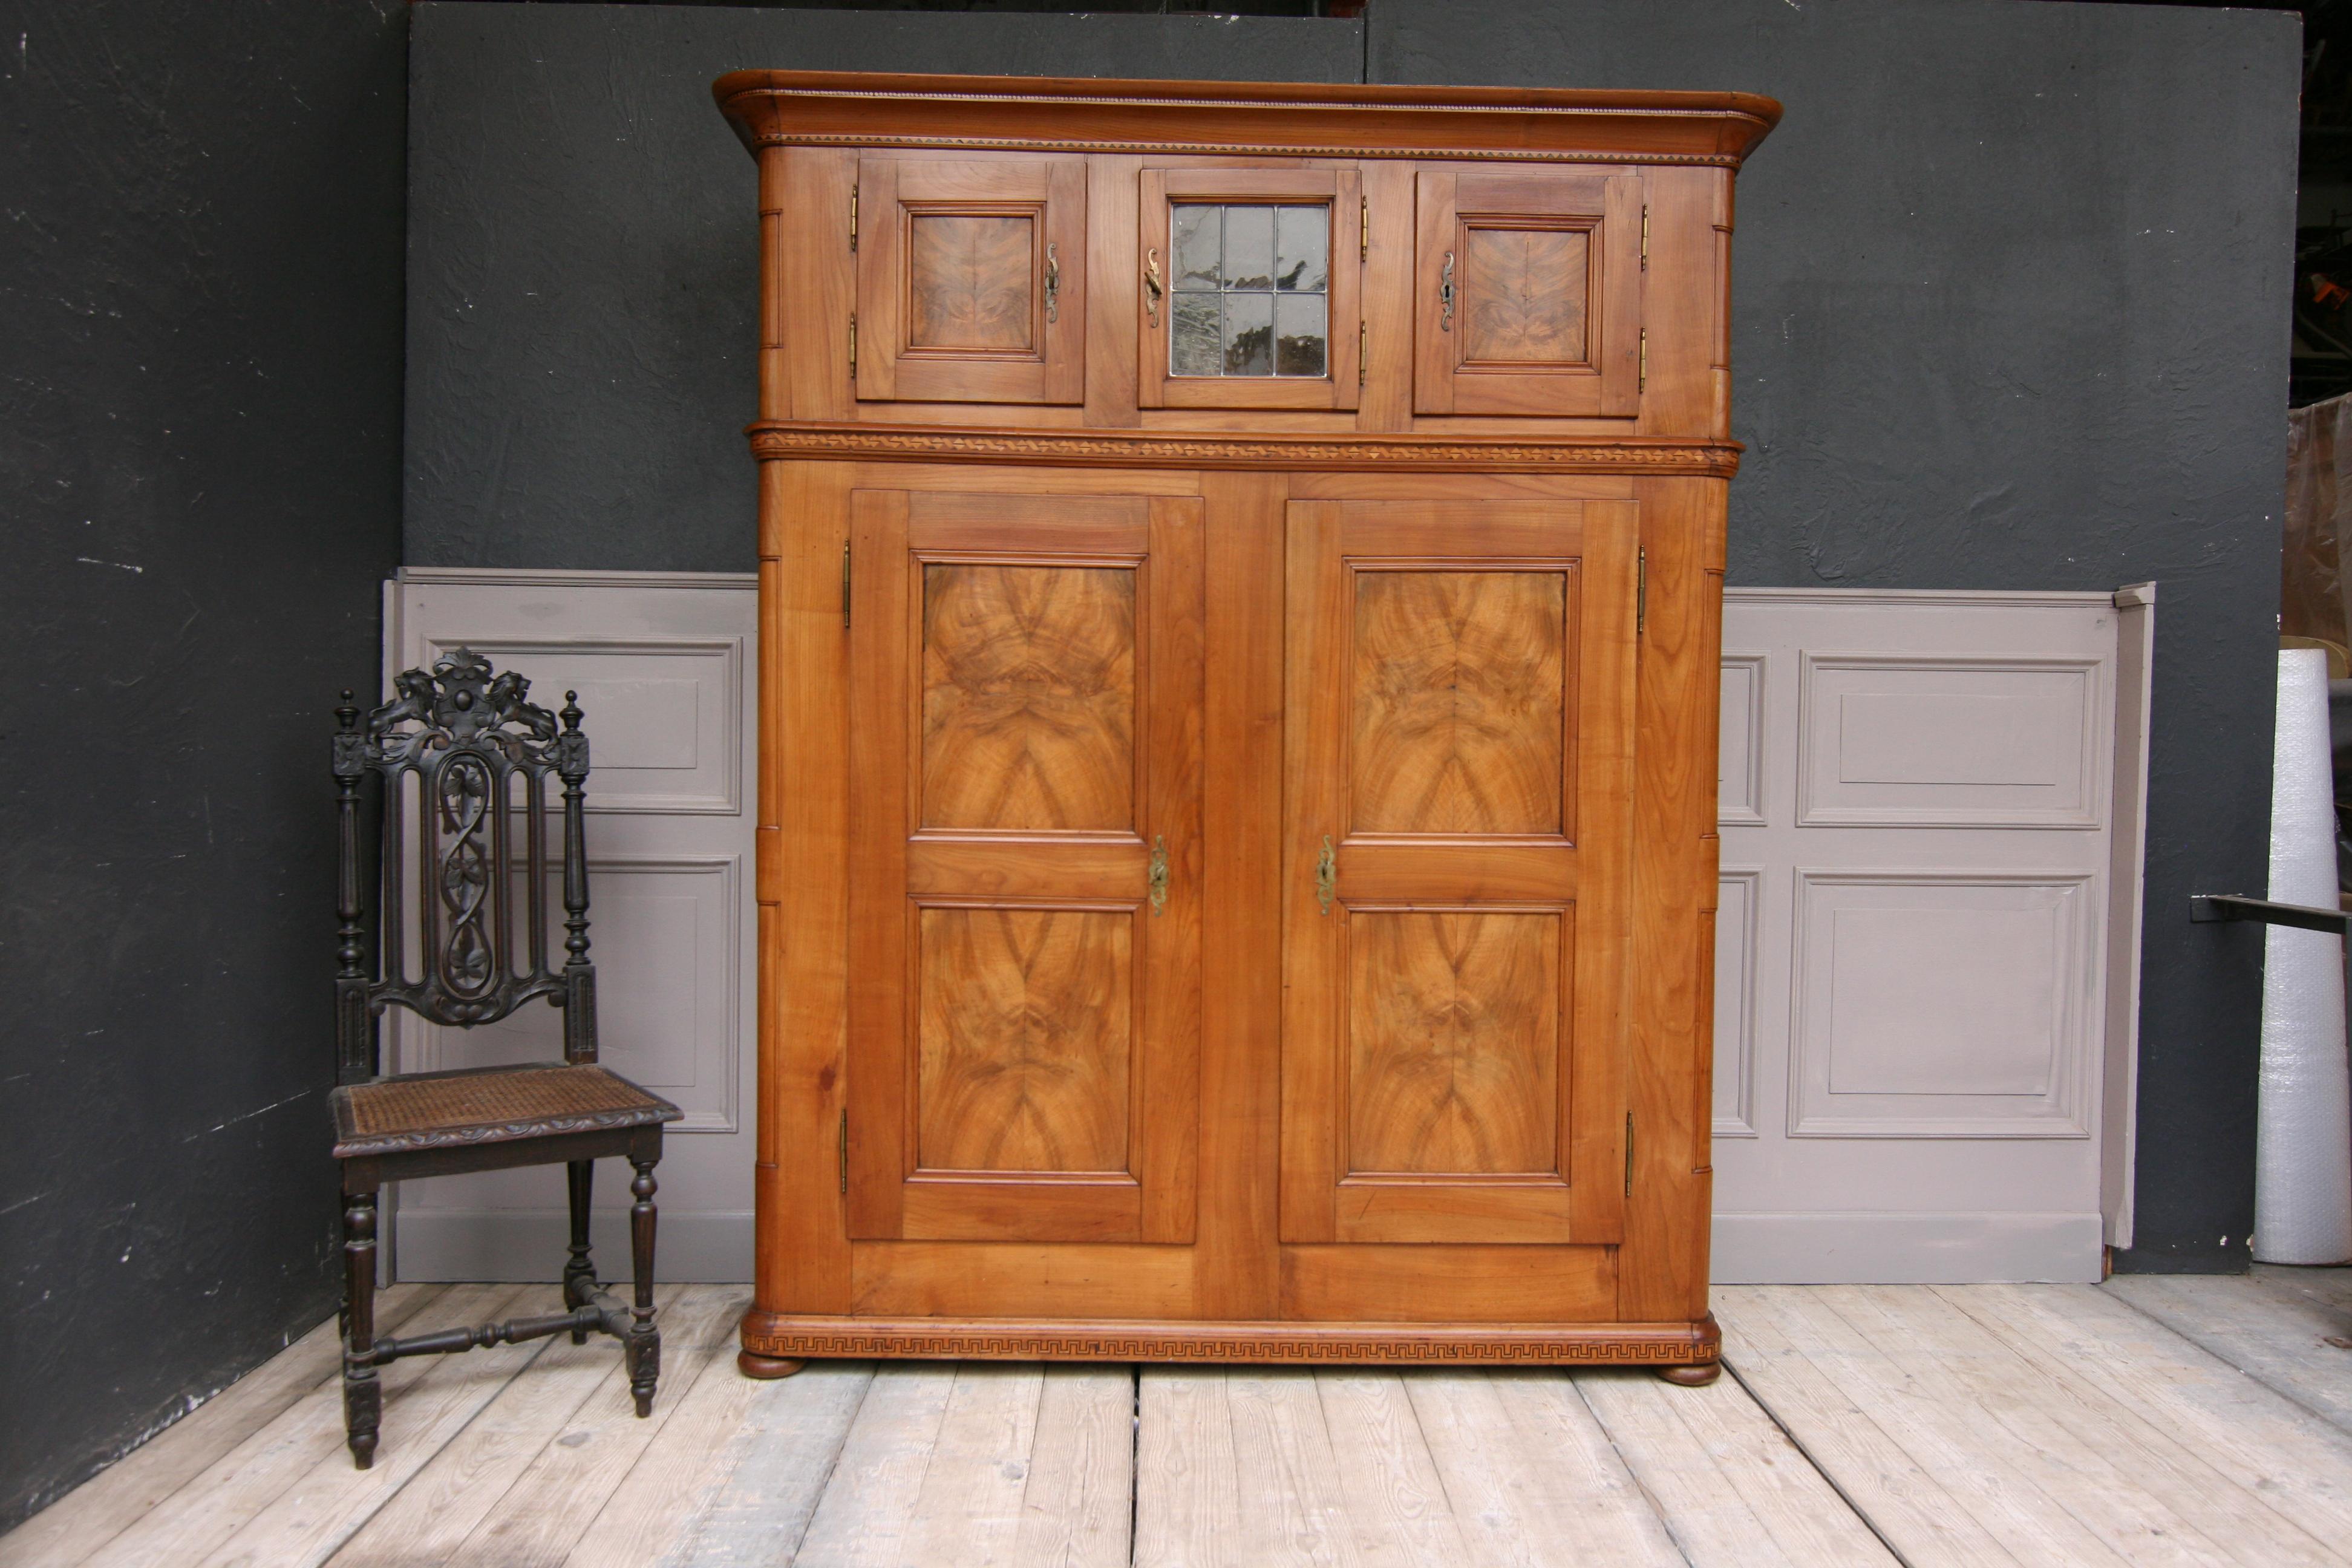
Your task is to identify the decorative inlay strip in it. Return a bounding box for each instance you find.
[748,422,1741,477]
[745,134,1751,168]
[737,1313,1722,1366]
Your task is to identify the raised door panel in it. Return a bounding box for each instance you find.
[1413,171,1643,417]
[846,490,1203,1244]
[1281,498,1637,1246]
[855,157,1086,405]
[1138,167,1362,411]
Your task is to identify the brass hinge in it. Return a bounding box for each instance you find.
[838,1111,849,1194]
[1636,547,1647,635]
[1640,204,1649,272]
[1359,195,1370,261]
[1624,1114,1635,1196]
[848,313,857,379]
[841,541,852,627]
[1359,321,1368,388]
[849,183,859,252]
[1638,328,1647,393]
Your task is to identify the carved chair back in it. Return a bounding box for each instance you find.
[333,648,596,1086]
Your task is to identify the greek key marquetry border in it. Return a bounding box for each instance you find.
[737,1316,1722,1367]
[748,423,1742,477]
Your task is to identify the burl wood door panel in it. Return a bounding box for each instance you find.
[1414,172,1643,417]
[847,491,1203,1243]
[855,157,1086,405]
[1281,499,1638,1245]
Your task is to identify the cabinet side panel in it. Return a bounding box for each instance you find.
[1619,475,1725,1322]
[756,459,856,1313]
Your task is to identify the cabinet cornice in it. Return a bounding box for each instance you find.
[714,70,1781,168]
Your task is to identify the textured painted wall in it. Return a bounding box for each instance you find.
[402,2,1364,573]
[1372,0,2297,1272]
[0,0,406,1527]
[399,0,2295,1274]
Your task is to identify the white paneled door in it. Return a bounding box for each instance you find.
[384,569,758,1282]
[377,573,2152,1285]
[1711,588,2153,1283]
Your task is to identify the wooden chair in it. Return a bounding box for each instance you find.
[328,648,681,1468]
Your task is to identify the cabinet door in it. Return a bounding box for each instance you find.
[1413,172,1642,417]
[845,490,1203,1243]
[1281,498,1636,1244]
[1138,168,1362,411]
[855,157,1086,405]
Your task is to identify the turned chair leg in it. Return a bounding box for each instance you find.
[626,1155,661,1417]
[342,1188,382,1469]
[564,1159,596,1342]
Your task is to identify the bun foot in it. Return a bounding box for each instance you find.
[1656,1361,1722,1387]
[739,1350,808,1379]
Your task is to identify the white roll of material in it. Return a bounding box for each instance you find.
[2255,646,2352,1264]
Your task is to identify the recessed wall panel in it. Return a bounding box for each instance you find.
[1797,655,2101,828]
[1790,871,2094,1138]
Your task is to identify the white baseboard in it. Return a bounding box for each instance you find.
[394,1209,754,1284]
[1711,1211,2105,1284]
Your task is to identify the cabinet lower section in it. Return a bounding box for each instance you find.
[739,1311,1720,1368]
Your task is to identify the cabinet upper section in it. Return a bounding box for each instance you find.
[714,72,1780,449]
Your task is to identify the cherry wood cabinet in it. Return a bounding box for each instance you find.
[714,71,1779,1379]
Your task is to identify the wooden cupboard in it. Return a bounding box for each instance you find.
[713,71,1779,1379]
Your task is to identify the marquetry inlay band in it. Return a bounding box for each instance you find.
[747,422,1742,477]
[750,135,1757,168]
[737,1314,1723,1366]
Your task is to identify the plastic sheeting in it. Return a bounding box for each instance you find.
[2256,647,2352,1264]
[2287,393,2352,660]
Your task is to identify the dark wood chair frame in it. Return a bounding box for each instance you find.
[330,648,681,1469]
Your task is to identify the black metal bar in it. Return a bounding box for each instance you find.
[2190,893,2350,935]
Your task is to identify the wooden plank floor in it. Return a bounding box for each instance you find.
[11,1273,2352,1566]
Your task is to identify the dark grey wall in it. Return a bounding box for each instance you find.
[1374,0,2298,1273]
[400,0,2298,1274]
[402,2,1364,572]
[0,0,406,1528]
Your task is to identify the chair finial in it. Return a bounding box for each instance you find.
[561,691,584,732]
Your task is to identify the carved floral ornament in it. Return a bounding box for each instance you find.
[341,647,588,775]
[333,647,597,1027]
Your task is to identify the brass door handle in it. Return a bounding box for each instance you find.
[1148,835,1169,917]
[1045,243,1060,324]
[1315,836,1336,916]
[1439,250,1455,333]
[1145,247,1164,327]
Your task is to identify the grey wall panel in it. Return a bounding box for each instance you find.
[0,0,406,1529]
[1372,0,2298,1272]
[402,2,1364,574]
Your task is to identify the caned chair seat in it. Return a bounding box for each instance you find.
[330,1063,681,1160]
